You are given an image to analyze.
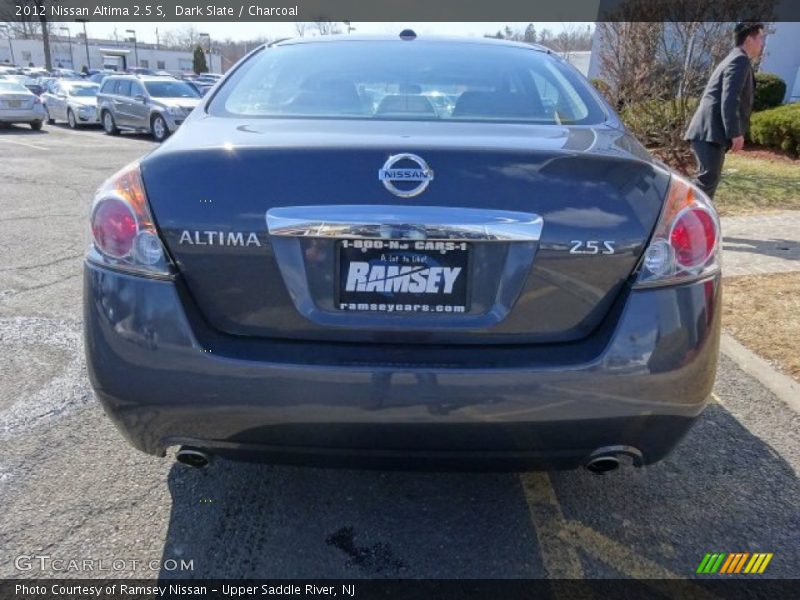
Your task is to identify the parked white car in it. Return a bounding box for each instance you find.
[0,80,46,129]
[42,80,100,128]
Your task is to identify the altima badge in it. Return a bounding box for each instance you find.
[379,153,434,198]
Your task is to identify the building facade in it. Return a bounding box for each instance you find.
[1,35,221,74]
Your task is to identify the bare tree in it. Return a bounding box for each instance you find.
[1,0,57,68]
[0,0,36,39]
[33,0,51,69]
[313,20,341,36]
[537,28,553,47]
[294,22,309,38]
[160,26,201,51]
[550,23,593,56]
[595,0,774,169]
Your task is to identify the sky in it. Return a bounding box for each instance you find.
[51,21,593,45]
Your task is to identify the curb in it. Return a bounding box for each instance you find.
[720,333,800,414]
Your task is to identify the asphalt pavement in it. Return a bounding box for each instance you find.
[1,124,798,582]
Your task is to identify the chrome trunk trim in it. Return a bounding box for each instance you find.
[266,205,543,242]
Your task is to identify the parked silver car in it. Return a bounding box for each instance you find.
[42,80,100,128]
[0,80,46,129]
[96,75,201,142]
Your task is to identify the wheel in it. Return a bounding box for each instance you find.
[151,114,169,142]
[30,120,42,131]
[67,109,77,129]
[102,111,119,135]
[45,105,55,125]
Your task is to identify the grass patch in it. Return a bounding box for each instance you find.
[722,272,800,381]
[714,152,800,216]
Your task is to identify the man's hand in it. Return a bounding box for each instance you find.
[729,136,745,153]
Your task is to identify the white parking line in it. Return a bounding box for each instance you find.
[0,137,48,150]
[43,127,96,136]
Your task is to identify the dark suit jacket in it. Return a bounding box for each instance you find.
[685,47,755,144]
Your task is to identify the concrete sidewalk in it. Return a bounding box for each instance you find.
[720,211,800,277]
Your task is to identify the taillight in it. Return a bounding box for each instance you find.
[92,198,137,258]
[670,208,716,268]
[33,96,42,104]
[634,174,720,287]
[88,162,171,276]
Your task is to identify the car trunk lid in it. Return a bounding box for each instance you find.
[142,118,668,344]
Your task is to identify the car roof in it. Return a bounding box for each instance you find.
[104,74,176,81]
[271,33,551,54]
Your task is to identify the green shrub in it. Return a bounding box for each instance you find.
[753,72,787,112]
[590,78,612,102]
[619,97,699,169]
[750,103,800,156]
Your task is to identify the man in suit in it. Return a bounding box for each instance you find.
[684,23,765,198]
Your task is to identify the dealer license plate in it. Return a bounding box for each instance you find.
[337,239,469,314]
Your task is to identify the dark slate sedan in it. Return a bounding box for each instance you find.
[84,34,721,473]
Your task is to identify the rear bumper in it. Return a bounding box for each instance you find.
[0,107,44,122]
[74,107,98,124]
[84,261,721,470]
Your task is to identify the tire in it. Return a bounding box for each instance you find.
[67,109,77,129]
[151,114,169,142]
[30,120,42,131]
[102,110,119,135]
[45,105,55,125]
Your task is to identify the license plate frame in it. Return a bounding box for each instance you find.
[336,239,471,314]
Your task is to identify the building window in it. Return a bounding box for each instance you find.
[140,59,149,68]
[157,60,165,70]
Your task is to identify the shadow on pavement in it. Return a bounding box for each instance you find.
[156,404,799,579]
[0,124,49,135]
[723,236,800,261]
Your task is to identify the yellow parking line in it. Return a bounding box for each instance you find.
[519,472,586,579]
[520,473,722,598]
[0,137,47,150]
[559,523,720,599]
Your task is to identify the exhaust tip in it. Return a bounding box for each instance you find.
[176,447,211,468]
[585,456,620,474]
[585,445,643,474]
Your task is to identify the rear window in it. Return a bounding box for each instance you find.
[143,80,200,98]
[209,40,605,125]
[68,84,98,97]
[0,81,28,93]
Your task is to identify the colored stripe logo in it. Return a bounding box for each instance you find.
[697,553,773,574]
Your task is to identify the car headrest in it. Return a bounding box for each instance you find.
[452,91,543,119]
[287,79,363,114]
[375,94,436,115]
[398,83,423,94]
